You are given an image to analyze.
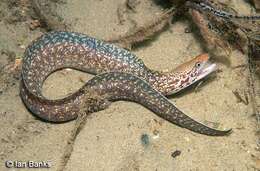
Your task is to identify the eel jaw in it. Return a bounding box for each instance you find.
[196,62,217,81]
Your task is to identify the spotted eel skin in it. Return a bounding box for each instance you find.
[187,0,260,20]
[20,31,231,136]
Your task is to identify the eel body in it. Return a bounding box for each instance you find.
[20,31,231,136]
[187,1,260,20]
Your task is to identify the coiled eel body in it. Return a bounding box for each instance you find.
[20,31,231,136]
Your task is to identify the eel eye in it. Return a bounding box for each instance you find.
[195,62,201,68]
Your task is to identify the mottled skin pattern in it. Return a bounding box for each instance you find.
[187,1,260,20]
[20,31,231,136]
[22,31,215,97]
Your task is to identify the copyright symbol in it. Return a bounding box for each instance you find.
[5,160,13,168]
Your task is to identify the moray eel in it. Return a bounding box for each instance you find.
[20,31,231,136]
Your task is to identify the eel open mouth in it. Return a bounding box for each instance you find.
[197,62,217,81]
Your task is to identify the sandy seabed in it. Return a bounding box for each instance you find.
[0,0,259,170]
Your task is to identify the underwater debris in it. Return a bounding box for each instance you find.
[248,33,260,133]
[141,134,150,147]
[29,19,41,30]
[30,0,67,31]
[186,0,259,54]
[232,90,249,105]
[252,0,260,10]
[107,7,176,49]
[57,90,110,171]
[248,32,260,60]
[117,3,128,25]
[57,113,88,171]
[108,0,258,53]
[171,150,181,158]
[0,49,21,94]
[187,1,260,20]
[126,0,140,12]
[190,9,232,55]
